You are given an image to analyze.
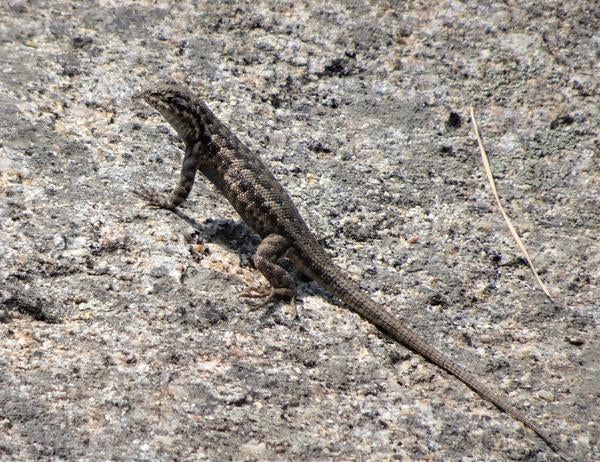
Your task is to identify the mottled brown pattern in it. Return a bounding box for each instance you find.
[133,81,568,461]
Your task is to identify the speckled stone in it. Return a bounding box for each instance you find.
[0,1,597,461]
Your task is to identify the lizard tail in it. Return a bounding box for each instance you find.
[293,252,569,461]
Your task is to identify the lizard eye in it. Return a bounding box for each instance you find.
[170,96,188,110]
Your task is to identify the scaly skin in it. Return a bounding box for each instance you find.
[133,81,568,461]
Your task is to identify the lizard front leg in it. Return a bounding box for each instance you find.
[242,233,297,306]
[134,143,200,210]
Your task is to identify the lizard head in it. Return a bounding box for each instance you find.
[137,81,203,145]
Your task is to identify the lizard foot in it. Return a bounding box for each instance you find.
[133,185,176,210]
[240,286,296,310]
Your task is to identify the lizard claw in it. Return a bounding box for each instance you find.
[240,286,274,309]
[133,186,175,210]
[240,286,296,310]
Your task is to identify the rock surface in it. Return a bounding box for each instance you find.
[0,1,598,461]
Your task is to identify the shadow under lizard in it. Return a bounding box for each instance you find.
[133,81,568,461]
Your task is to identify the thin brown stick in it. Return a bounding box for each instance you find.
[470,107,554,301]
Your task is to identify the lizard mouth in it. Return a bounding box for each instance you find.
[140,88,198,144]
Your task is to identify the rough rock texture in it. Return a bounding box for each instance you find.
[0,1,598,461]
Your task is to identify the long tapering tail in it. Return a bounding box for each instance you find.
[292,251,569,461]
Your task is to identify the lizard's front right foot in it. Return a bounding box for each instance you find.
[133,186,176,210]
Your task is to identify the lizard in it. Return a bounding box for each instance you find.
[132,80,568,460]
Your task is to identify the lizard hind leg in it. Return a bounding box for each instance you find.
[241,233,297,308]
